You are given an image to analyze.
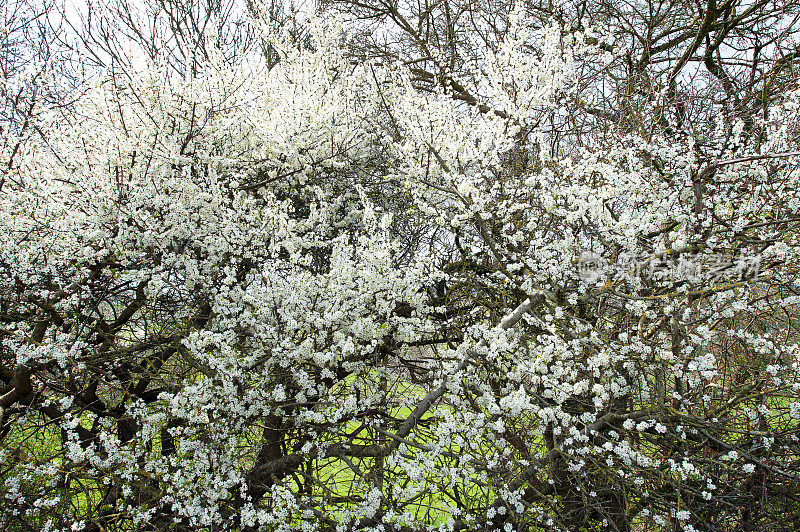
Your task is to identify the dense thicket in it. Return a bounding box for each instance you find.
[2,0,800,530]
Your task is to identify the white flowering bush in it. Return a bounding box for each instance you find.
[2,2,800,531]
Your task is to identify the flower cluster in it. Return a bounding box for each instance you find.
[2,3,800,531]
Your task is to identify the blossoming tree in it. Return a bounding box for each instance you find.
[2,1,800,530]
